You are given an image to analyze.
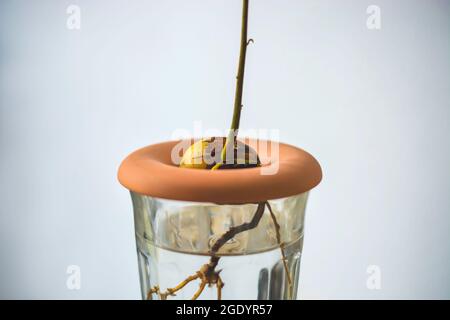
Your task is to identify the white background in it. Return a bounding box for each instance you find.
[0,0,449,299]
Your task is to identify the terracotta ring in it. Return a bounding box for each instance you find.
[118,139,322,204]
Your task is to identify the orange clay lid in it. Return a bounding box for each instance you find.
[118,139,322,204]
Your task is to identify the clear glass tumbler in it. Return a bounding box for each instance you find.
[131,192,309,300]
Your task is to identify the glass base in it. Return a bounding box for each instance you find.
[131,192,308,300]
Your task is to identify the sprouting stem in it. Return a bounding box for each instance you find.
[212,0,251,170]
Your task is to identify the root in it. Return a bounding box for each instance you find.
[192,281,207,300]
[147,202,265,300]
[147,273,200,300]
[147,201,293,300]
[210,202,265,253]
[147,285,159,300]
[217,276,224,300]
[266,201,293,299]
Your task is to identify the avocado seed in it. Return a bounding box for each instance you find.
[179,137,260,169]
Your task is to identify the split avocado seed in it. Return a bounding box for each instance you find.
[179,137,260,170]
